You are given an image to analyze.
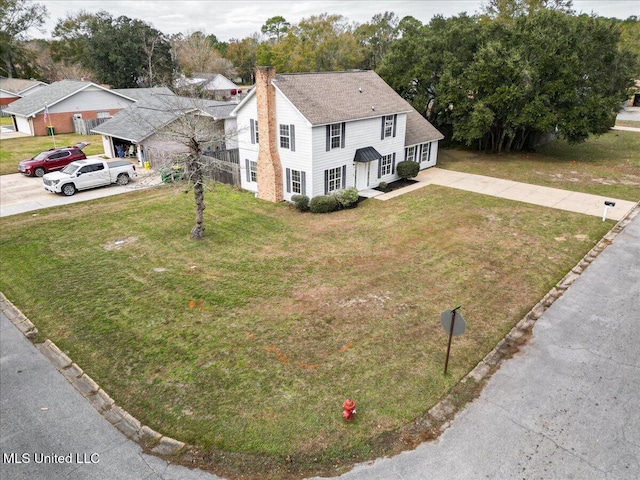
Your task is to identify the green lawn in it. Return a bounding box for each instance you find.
[0,179,615,478]
[0,133,104,175]
[438,130,640,201]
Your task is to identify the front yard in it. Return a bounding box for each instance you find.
[0,175,617,478]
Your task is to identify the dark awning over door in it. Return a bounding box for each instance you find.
[354,146,382,163]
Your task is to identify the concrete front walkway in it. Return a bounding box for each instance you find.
[375,168,637,222]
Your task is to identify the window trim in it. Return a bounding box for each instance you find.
[280,124,290,149]
[421,142,431,162]
[324,165,346,194]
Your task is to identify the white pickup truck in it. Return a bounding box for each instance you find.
[42,159,137,196]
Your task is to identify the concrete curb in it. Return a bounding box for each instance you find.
[0,293,185,457]
[1,200,638,466]
[423,200,640,434]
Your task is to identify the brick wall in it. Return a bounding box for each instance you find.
[32,108,123,136]
[255,66,283,203]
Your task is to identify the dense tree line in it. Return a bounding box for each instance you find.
[2,0,638,151]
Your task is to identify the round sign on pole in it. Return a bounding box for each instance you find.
[440,310,466,336]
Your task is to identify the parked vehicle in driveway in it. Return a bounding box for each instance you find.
[18,142,90,177]
[42,159,137,196]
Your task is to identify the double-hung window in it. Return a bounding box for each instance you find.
[421,143,431,162]
[384,115,394,138]
[250,119,259,144]
[380,114,397,139]
[326,123,345,150]
[379,154,395,176]
[406,146,416,162]
[325,166,345,193]
[330,124,341,149]
[286,168,306,195]
[280,124,290,149]
[279,124,296,150]
[245,159,257,182]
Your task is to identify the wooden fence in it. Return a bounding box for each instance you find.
[73,117,111,135]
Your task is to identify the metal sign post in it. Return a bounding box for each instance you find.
[440,305,466,375]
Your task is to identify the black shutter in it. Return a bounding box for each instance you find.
[286,168,291,193]
[326,125,330,151]
[341,165,346,188]
[418,144,423,162]
[290,124,295,152]
[378,157,382,178]
[324,169,329,194]
[392,114,397,137]
[381,116,385,140]
[245,159,250,182]
[404,147,408,161]
[341,122,346,148]
[392,153,396,174]
[250,119,255,144]
[301,171,306,195]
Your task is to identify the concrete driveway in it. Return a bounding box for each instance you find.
[0,165,162,218]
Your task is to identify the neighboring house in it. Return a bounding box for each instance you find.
[3,80,138,136]
[230,68,443,203]
[0,78,48,107]
[175,73,242,100]
[91,94,238,168]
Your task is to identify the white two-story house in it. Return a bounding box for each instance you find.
[231,68,443,202]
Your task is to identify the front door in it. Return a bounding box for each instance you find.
[355,162,371,190]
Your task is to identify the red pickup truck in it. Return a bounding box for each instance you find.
[18,142,89,177]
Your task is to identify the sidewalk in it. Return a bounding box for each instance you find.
[375,167,637,221]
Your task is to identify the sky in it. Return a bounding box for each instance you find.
[30,0,640,42]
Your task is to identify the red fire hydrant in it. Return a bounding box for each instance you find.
[342,399,356,422]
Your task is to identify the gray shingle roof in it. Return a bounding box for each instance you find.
[3,80,133,117]
[405,107,444,146]
[112,86,175,101]
[0,78,47,95]
[91,96,237,143]
[272,70,413,125]
[268,70,443,144]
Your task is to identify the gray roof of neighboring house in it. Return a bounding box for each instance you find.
[175,73,239,91]
[233,70,443,145]
[3,80,135,117]
[0,78,47,95]
[112,86,176,101]
[91,96,237,143]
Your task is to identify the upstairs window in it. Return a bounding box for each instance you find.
[381,114,397,139]
[279,124,296,151]
[331,124,341,148]
[280,124,290,149]
[326,123,346,150]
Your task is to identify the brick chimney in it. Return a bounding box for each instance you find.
[255,66,283,202]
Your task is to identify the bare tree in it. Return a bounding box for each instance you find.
[122,94,241,239]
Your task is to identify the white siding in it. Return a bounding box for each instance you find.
[311,113,407,197]
[235,95,259,193]
[224,118,238,149]
[274,89,313,201]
